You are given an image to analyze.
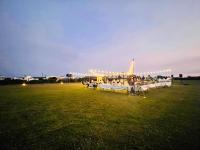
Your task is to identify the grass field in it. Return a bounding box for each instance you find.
[0,81,200,150]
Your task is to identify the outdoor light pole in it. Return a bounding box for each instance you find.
[122,72,124,85]
[179,74,183,84]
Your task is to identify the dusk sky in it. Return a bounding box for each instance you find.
[0,0,200,77]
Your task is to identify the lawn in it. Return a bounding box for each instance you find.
[0,81,200,150]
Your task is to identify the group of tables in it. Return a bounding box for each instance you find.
[98,79,172,92]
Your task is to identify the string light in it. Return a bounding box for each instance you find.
[69,68,172,78]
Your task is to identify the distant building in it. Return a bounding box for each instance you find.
[23,76,41,81]
[0,76,5,80]
[14,77,23,80]
[33,77,47,80]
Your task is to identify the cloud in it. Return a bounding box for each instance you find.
[0,0,200,76]
[72,0,200,74]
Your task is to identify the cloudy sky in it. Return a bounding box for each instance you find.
[0,0,200,77]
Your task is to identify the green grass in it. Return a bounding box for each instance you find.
[0,81,200,150]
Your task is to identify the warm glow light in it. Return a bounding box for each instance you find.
[22,83,26,86]
[60,82,63,85]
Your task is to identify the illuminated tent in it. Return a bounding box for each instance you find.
[127,58,135,75]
